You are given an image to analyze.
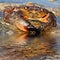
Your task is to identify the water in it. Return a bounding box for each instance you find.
[0,0,60,7]
[57,17,60,23]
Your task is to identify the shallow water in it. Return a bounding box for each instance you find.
[0,0,60,7]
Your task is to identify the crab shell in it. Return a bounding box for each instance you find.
[3,5,56,32]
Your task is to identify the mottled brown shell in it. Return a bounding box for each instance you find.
[3,4,56,32]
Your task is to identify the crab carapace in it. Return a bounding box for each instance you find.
[3,4,56,33]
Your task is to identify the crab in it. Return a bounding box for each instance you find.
[3,3,56,33]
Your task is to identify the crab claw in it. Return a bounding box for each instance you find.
[15,19,29,32]
[15,22,28,32]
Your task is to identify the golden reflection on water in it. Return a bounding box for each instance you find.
[0,32,57,60]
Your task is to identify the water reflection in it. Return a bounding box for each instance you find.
[0,32,57,60]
